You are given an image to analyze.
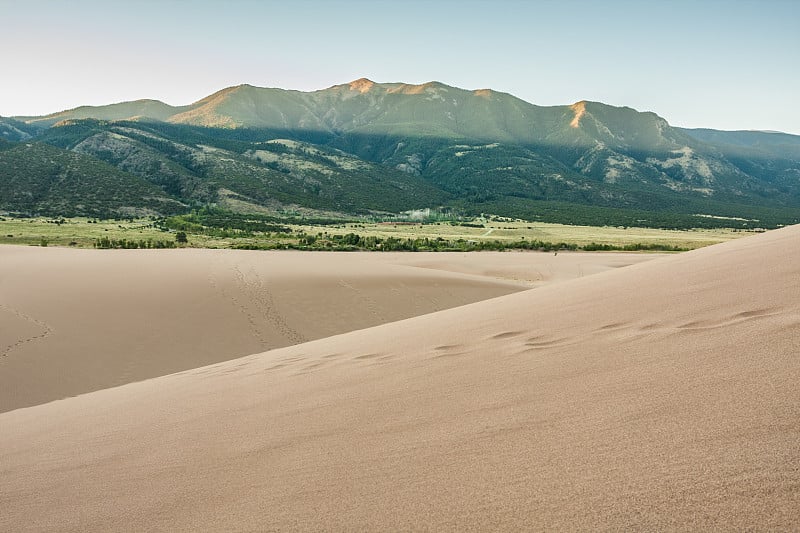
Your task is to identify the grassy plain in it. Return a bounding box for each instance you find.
[0,216,754,251]
[299,219,752,250]
[0,217,180,248]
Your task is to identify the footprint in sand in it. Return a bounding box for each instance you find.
[431,344,468,358]
[434,344,463,351]
[595,322,627,332]
[491,331,525,340]
[676,307,779,331]
[521,334,572,350]
[353,352,383,360]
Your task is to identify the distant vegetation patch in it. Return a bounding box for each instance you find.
[0,210,754,252]
[94,237,177,249]
[162,210,293,236]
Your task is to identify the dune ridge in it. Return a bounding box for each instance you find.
[1,228,799,530]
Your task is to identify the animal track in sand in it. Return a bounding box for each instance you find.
[209,260,306,348]
[0,304,54,359]
[338,280,387,324]
[208,264,268,347]
[238,266,306,346]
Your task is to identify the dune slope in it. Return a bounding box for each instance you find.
[1,228,799,530]
[0,248,650,412]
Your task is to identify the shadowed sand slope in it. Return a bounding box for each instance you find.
[0,248,653,412]
[1,228,799,530]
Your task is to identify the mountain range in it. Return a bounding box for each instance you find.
[2,79,800,227]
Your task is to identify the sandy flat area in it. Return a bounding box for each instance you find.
[1,229,798,530]
[0,247,654,412]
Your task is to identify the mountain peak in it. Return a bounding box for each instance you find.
[348,78,375,93]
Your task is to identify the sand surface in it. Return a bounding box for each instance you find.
[1,230,798,530]
[0,247,652,412]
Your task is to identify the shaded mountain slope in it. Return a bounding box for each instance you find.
[0,140,184,216]
[8,79,800,223]
[683,127,800,194]
[0,117,43,142]
[17,119,448,215]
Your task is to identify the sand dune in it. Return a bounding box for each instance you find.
[1,228,799,530]
[0,247,653,412]
[368,250,642,287]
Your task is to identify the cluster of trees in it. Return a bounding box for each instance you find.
[582,242,686,251]
[160,209,292,235]
[235,231,684,253]
[297,233,689,252]
[94,237,178,249]
[470,197,796,230]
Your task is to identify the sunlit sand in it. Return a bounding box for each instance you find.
[1,230,798,529]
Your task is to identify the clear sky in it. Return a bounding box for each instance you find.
[2,0,798,134]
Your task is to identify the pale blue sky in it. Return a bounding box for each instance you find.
[2,0,798,133]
